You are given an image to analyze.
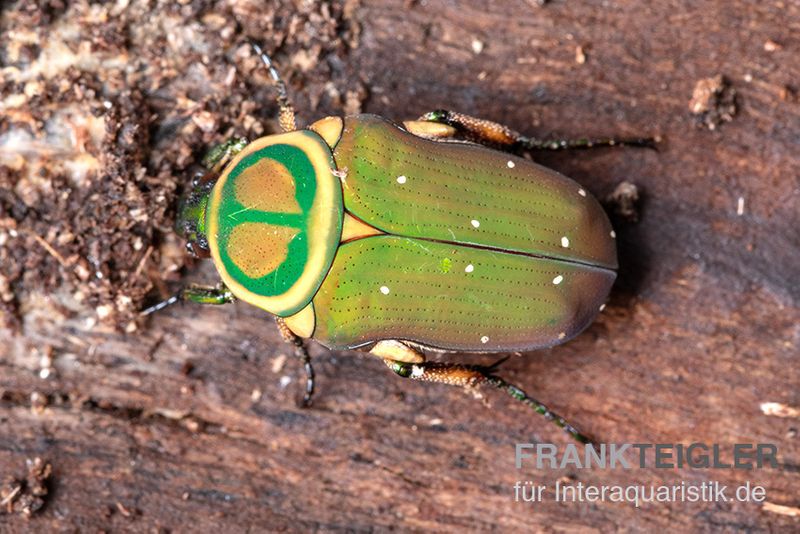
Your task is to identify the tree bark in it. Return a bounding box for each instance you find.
[1,0,798,531]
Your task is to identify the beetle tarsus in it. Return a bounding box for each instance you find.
[518,135,658,152]
[483,375,592,444]
[140,294,181,316]
[300,348,315,408]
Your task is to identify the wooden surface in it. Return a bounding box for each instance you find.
[1,0,799,531]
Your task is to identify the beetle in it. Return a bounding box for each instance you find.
[146,43,654,443]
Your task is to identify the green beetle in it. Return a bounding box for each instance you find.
[153,44,653,442]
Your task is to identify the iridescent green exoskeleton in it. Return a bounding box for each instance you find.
[148,43,655,443]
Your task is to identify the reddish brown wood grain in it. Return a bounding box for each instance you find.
[1,0,798,531]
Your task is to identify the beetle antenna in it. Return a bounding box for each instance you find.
[249,40,297,132]
[483,374,592,444]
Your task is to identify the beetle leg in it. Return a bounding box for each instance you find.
[402,120,458,140]
[384,358,591,443]
[275,317,315,407]
[201,137,249,171]
[250,42,297,132]
[140,283,234,316]
[416,109,656,153]
[369,340,426,363]
[181,283,235,305]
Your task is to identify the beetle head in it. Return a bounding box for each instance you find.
[177,170,216,258]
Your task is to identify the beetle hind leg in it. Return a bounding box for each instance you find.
[384,357,592,443]
[415,109,656,153]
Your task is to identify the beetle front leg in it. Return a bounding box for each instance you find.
[416,109,656,153]
[275,317,315,407]
[384,358,592,444]
[140,283,235,316]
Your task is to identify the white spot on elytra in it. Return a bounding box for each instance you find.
[411,365,425,378]
[558,332,566,340]
[471,219,480,228]
[480,335,490,344]
[379,285,390,295]
[507,160,515,168]
[465,264,474,273]
[610,230,617,238]
[561,236,570,248]
[552,275,564,285]
[737,196,745,216]
[396,175,407,184]
[599,303,606,312]
[578,188,587,197]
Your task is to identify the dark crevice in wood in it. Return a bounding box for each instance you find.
[0,390,221,435]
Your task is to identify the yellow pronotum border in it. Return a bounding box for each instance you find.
[206,130,342,317]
